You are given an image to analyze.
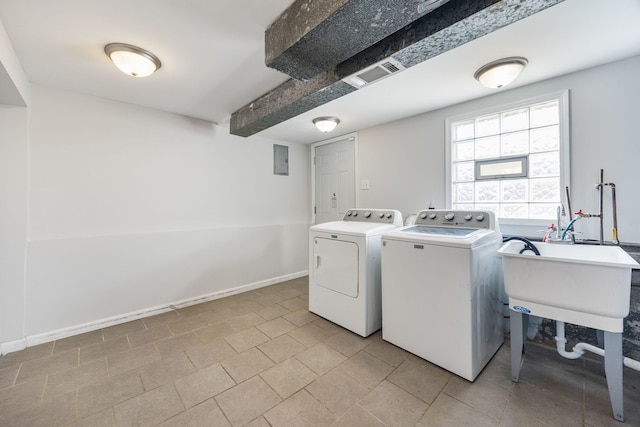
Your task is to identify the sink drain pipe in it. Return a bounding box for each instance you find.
[555,321,640,371]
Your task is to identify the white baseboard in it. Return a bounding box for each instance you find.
[170,270,308,309]
[25,305,176,349]
[2,271,308,355]
[0,338,27,355]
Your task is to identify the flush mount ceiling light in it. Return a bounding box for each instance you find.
[104,43,161,78]
[313,117,340,133]
[474,57,528,89]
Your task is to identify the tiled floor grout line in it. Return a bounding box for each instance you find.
[40,374,48,402]
[11,363,21,388]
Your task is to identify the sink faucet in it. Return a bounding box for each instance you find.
[544,205,577,244]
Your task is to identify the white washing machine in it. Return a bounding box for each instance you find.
[381,209,503,381]
[309,209,403,337]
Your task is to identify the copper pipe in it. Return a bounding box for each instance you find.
[565,187,573,221]
[598,169,604,245]
[605,182,618,244]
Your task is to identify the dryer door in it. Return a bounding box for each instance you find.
[313,237,359,297]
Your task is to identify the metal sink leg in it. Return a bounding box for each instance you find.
[510,310,529,382]
[604,331,624,422]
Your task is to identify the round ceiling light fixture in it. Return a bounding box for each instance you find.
[474,57,528,89]
[313,117,340,133]
[104,43,161,78]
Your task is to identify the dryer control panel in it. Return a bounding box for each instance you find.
[414,209,497,231]
[343,209,403,226]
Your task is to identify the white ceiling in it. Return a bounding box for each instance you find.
[1,0,639,144]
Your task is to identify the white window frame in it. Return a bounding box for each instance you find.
[445,90,570,233]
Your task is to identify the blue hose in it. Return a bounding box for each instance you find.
[502,236,541,256]
[561,217,580,240]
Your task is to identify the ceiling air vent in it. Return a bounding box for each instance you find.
[342,58,406,89]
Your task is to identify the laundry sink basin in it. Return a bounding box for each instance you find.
[498,241,639,332]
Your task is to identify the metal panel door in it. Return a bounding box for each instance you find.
[313,237,359,297]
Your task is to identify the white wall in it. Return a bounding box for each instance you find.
[2,84,310,347]
[358,54,640,244]
[29,85,309,238]
[0,17,30,348]
[0,105,28,346]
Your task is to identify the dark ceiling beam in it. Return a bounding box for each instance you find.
[231,0,564,138]
[229,71,355,137]
[265,0,451,81]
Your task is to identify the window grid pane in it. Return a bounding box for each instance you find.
[475,136,500,159]
[475,114,499,137]
[453,140,474,161]
[453,120,474,141]
[530,101,559,128]
[450,97,562,220]
[500,131,529,156]
[454,162,475,182]
[501,108,529,133]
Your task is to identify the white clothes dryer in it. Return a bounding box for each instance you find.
[381,209,503,381]
[309,209,403,337]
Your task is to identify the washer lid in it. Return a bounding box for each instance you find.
[383,226,500,248]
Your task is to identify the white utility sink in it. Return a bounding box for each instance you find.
[499,241,639,333]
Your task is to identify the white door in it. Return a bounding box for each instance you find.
[314,137,355,224]
[313,237,359,297]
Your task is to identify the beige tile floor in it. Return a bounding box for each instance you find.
[1,276,639,426]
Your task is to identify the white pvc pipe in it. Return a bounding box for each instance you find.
[555,321,640,371]
[624,356,640,371]
[574,342,605,358]
[555,321,583,359]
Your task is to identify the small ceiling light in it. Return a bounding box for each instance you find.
[313,117,340,133]
[104,43,161,78]
[474,57,528,89]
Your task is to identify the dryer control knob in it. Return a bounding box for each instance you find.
[444,213,455,221]
[464,214,473,221]
[419,212,428,219]
[429,213,437,220]
[385,213,393,219]
[352,212,358,217]
[364,211,372,218]
[378,213,385,219]
[346,211,352,216]
[476,214,485,222]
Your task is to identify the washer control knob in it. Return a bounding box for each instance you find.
[378,212,385,219]
[364,211,372,218]
[352,212,358,217]
[464,214,473,221]
[346,211,352,217]
[476,214,485,222]
[419,212,428,219]
[429,213,437,220]
[385,213,392,219]
[444,212,455,221]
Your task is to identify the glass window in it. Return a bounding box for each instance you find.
[447,92,569,221]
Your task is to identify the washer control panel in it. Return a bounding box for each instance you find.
[414,210,496,230]
[343,209,403,226]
